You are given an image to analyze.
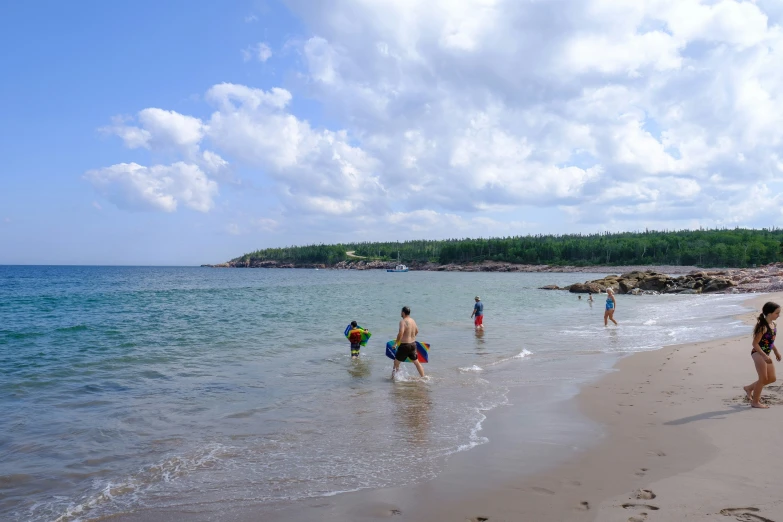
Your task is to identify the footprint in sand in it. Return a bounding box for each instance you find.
[390,509,402,516]
[467,517,488,522]
[623,503,659,511]
[720,507,775,522]
[634,468,648,477]
[731,393,783,406]
[628,515,648,522]
[530,487,556,495]
[635,489,656,500]
[648,451,666,457]
[574,501,590,511]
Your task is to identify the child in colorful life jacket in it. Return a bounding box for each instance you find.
[347,321,369,358]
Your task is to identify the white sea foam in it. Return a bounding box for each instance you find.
[454,394,510,453]
[52,444,227,522]
[459,365,484,372]
[514,349,533,358]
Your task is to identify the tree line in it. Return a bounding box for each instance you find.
[232,228,783,268]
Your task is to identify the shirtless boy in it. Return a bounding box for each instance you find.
[392,306,425,379]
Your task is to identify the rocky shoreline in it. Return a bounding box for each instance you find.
[540,264,783,295]
[201,259,702,274]
[201,259,783,294]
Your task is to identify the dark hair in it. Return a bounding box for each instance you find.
[350,321,357,327]
[401,306,411,316]
[754,302,780,337]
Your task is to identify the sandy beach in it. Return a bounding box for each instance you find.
[256,292,783,522]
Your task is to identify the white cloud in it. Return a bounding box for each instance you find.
[103,109,204,153]
[207,83,292,110]
[137,108,204,150]
[244,14,258,23]
[200,150,229,174]
[101,116,151,149]
[561,31,683,75]
[203,83,385,215]
[253,218,279,232]
[226,223,241,235]
[85,162,218,213]
[242,42,272,62]
[92,0,783,236]
[92,201,103,211]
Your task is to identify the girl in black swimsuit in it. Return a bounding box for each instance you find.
[744,302,781,409]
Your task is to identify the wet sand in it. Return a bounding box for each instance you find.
[260,292,783,522]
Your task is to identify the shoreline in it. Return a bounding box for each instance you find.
[202,262,783,294]
[421,291,783,521]
[202,261,704,274]
[99,291,780,522]
[255,292,783,521]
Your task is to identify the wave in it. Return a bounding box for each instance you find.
[458,365,484,372]
[56,325,89,333]
[52,444,227,522]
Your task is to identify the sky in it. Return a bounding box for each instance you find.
[2,0,783,265]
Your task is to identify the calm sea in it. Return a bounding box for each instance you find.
[0,266,749,521]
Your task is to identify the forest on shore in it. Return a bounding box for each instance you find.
[228,228,783,268]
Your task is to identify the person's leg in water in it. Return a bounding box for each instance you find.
[350,343,360,359]
[474,315,484,330]
[604,309,610,326]
[392,359,401,379]
[392,345,408,379]
[393,358,425,378]
[391,345,425,378]
[746,352,773,408]
[608,309,618,326]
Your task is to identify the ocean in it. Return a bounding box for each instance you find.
[0,266,750,521]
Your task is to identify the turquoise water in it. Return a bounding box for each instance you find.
[0,266,749,521]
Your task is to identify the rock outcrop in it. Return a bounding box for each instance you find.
[546,268,747,294]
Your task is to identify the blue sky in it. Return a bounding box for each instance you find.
[2,0,783,265]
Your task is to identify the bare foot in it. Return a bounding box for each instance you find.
[751,402,769,409]
[744,386,753,401]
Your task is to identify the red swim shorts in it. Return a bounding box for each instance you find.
[474,315,483,326]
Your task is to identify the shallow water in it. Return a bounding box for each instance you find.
[0,266,749,521]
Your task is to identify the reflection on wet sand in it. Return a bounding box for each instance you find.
[474,328,486,350]
[391,381,432,446]
[607,327,619,348]
[347,357,371,379]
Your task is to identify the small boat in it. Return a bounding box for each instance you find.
[387,251,409,272]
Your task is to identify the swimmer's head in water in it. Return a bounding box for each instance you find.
[401,306,411,316]
[350,320,358,327]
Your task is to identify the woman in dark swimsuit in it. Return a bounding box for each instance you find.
[744,302,781,408]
